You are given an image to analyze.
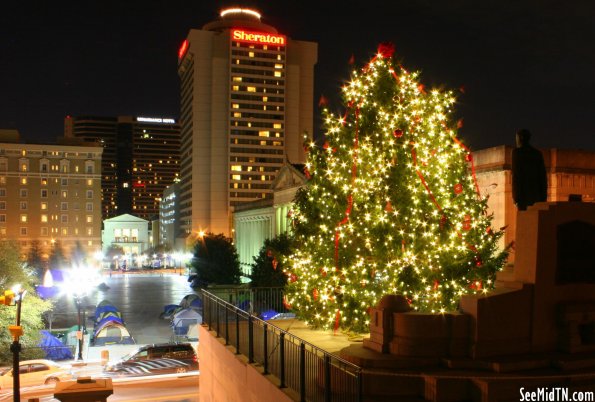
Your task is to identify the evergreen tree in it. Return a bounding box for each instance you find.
[0,241,52,364]
[48,241,66,270]
[250,234,292,288]
[284,44,508,332]
[26,240,46,280]
[190,233,242,286]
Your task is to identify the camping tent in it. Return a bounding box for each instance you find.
[38,330,73,360]
[172,308,202,336]
[93,320,135,346]
[179,294,199,309]
[94,305,120,322]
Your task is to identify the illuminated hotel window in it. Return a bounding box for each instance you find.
[87,228,93,236]
[231,165,242,172]
[247,86,256,92]
[274,71,282,77]
[233,77,242,82]
[259,131,269,137]
[274,64,283,69]
[62,190,68,198]
[247,122,252,127]
[20,214,27,223]
[61,228,68,236]
[41,177,48,185]
[88,240,93,246]
[262,97,268,102]
[86,215,93,223]
[87,179,92,186]
[123,183,129,188]
[41,215,48,223]
[274,123,282,129]
[233,112,242,118]
[232,174,241,181]
[249,52,255,57]
[41,202,47,210]
[232,103,240,109]
[21,177,27,185]
[232,85,239,91]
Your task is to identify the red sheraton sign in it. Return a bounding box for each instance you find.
[231,29,286,46]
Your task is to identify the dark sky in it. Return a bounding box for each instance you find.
[1,0,594,151]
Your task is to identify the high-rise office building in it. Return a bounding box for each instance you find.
[65,115,180,221]
[178,7,317,237]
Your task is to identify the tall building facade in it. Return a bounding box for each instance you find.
[0,130,103,260]
[178,7,317,237]
[65,115,180,221]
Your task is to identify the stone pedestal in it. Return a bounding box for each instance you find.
[54,377,113,402]
[363,295,410,353]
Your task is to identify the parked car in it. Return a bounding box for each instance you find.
[0,359,72,389]
[104,343,198,376]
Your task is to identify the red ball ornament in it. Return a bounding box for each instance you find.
[475,257,482,267]
[312,288,319,301]
[392,129,403,138]
[462,215,472,231]
[433,280,440,290]
[385,201,394,213]
[454,183,463,195]
[304,168,311,179]
[290,273,297,283]
[323,141,330,149]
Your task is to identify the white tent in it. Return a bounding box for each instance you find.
[172,308,202,335]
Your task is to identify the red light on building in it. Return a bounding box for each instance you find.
[178,39,189,60]
[231,29,286,46]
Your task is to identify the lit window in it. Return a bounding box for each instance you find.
[232,76,242,82]
[247,86,256,92]
[41,215,48,223]
[62,190,68,198]
[20,214,27,223]
[232,174,241,181]
[274,64,283,69]
[41,202,47,210]
[249,51,255,57]
[274,71,282,77]
[87,179,93,186]
[86,215,93,223]
[262,97,268,102]
[41,177,48,185]
[232,85,239,91]
[123,183,129,188]
[232,104,240,109]
[231,165,242,172]
[87,240,93,246]
[274,123,282,129]
[259,131,269,137]
[21,177,27,185]
[233,112,242,118]
[61,228,68,235]
[87,228,93,236]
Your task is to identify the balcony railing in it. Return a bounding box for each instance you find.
[201,289,363,402]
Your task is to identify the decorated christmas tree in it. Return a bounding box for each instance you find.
[284,43,508,333]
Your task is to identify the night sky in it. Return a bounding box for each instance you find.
[1,0,594,151]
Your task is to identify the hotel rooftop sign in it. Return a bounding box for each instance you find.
[231,29,286,46]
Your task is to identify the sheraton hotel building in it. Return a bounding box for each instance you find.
[177,8,317,237]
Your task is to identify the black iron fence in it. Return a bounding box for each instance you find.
[202,290,362,402]
[203,286,290,317]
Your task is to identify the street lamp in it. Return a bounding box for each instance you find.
[1,285,26,402]
[61,268,94,361]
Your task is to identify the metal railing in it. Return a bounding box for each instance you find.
[201,286,289,317]
[202,290,362,402]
